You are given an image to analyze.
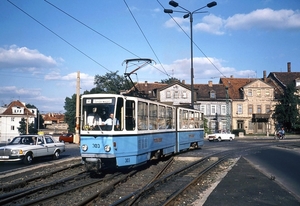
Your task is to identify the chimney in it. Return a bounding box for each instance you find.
[182,80,185,84]
[263,70,266,82]
[145,81,147,87]
[287,62,291,72]
[208,81,213,87]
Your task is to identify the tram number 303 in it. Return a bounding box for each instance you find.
[92,143,101,148]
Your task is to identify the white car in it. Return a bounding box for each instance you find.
[208,132,235,142]
[0,135,65,164]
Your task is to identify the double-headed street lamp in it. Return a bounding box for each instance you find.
[164,1,217,108]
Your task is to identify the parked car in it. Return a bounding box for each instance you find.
[59,133,74,143]
[0,135,65,164]
[208,132,235,142]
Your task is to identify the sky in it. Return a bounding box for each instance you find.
[0,0,299,113]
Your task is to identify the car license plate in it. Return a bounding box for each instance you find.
[0,156,9,159]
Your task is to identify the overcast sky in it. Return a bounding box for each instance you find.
[0,0,299,112]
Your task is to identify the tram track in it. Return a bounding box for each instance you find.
[1,140,299,205]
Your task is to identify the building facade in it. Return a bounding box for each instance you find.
[0,100,35,143]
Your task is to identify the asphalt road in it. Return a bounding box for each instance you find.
[0,143,80,173]
[245,146,300,199]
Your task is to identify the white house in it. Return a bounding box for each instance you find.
[0,100,36,143]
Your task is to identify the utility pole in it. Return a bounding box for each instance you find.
[74,71,80,144]
[226,87,231,132]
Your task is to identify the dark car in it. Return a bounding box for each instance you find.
[59,133,74,143]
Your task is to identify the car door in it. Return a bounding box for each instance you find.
[35,136,48,157]
[44,136,56,155]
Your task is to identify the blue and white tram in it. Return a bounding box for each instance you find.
[80,93,204,172]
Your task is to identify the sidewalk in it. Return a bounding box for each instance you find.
[203,157,300,206]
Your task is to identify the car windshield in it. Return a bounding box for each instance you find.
[8,136,36,145]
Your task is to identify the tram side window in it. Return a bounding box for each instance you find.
[149,103,157,130]
[188,111,195,128]
[166,107,173,129]
[125,100,135,131]
[194,112,200,128]
[180,109,189,129]
[138,101,148,130]
[158,105,166,129]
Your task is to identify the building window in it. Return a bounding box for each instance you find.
[11,126,15,130]
[237,120,244,129]
[166,91,171,98]
[200,105,206,115]
[237,104,243,114]
[211,105,216,115]
[11,117,15,121]
[257,105,261,113]
[266,105,270,113]
[265,89,270,96]
[248,104,253,114]
[182,91,187,99]
[174,91,179,99]
[221,105,226,115]
[257,89,261,97]
[248,89,252,96]
[210,91,216,98]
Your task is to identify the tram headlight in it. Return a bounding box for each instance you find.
[82,144,88,152]
[104,145,111,152]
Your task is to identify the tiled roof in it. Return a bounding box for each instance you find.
[219,78,258,99]
[130,82,168,99]
[268,72,300,88]
[194,83,227,100]
[43,113,65,122]
[1,100,35,116]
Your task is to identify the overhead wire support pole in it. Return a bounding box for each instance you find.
[164,1,217,108]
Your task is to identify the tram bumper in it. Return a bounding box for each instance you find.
[82,157,102,172]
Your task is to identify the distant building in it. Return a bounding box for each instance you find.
[0,100,36,142]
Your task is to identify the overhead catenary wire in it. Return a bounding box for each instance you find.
[7,0,111,73]
[123,0,170,78]
[45,0,172,81]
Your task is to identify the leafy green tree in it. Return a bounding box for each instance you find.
[64,94,76,133]
[92,71,127,94]
[272,83,300,132]
[18,118,27,134]
[18,118,37,134]
[161,77,180,84]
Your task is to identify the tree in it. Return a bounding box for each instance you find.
[64,94,76,133]
[161,77,180,84]
[92,71,128,94]
[272,83,300,132]
[18,118,37,134]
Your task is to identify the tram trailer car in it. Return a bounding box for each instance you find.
[80,94,204,172]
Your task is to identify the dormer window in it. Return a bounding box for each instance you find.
[210,90,216,98]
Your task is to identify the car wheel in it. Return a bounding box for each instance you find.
[218,137,222,142]
[229,137,233,141]
[53,150,60,160]
[23,153,33,164]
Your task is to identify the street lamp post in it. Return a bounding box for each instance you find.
[164,1,217,108]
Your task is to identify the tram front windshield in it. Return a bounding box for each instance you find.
[82,97,117,131]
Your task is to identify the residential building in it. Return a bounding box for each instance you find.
[0,100,35,143]
[220,76,277,135]
[194,81,232,133]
